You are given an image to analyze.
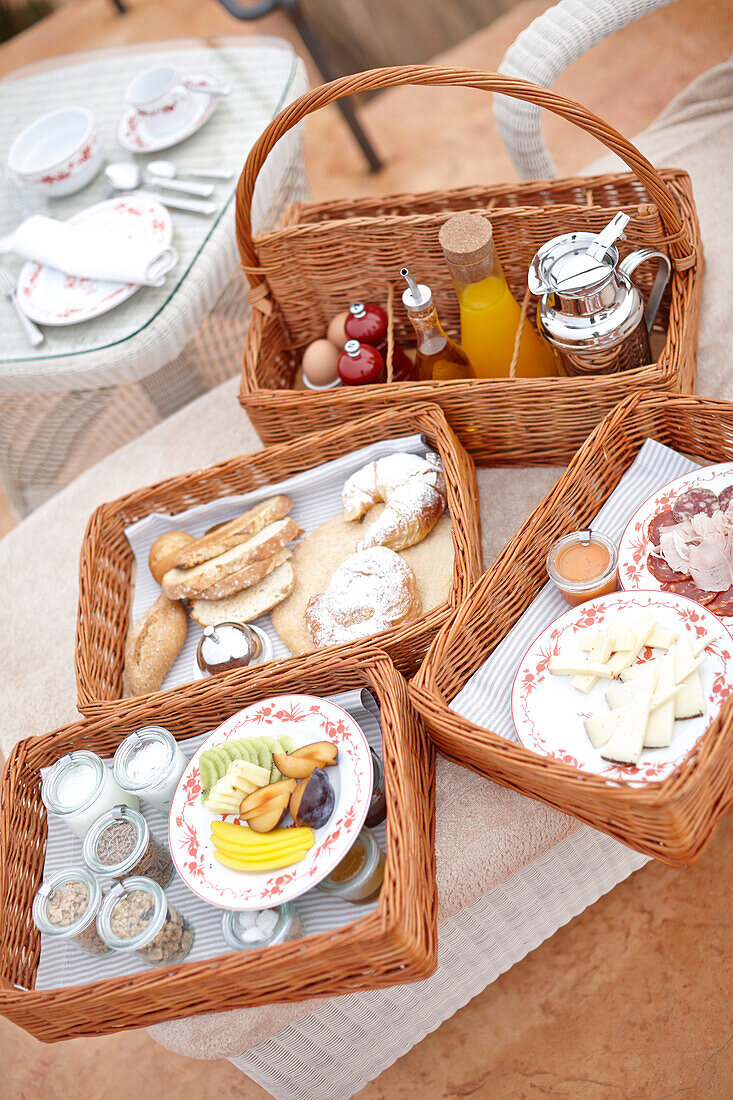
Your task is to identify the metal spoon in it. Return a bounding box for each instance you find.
[104,164,216,216]
[147,159,233,182]
[105,161,214,198]
[183,79,231,98]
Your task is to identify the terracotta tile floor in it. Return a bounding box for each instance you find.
[2,0,733,1095]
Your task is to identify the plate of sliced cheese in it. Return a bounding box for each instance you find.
[511,590,733,782]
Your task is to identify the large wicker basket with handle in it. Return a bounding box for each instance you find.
[410,393,733,867]
[0,651,436,1041]
[236,67,701,465]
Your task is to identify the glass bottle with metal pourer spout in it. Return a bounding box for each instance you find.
[400,267,474,381]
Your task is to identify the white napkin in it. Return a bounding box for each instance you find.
[0,214,178,286]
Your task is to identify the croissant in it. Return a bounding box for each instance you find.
[342,452,447,551]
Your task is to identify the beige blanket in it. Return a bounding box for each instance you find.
[1,58,731,1059]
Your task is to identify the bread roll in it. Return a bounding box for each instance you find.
[125,593,188,696]
[149,531,195,584]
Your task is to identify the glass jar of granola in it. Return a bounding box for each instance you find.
[83,805,173,888]
[96,876,193,967]
[32,867,112,957]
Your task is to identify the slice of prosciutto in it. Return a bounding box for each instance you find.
[655,506,733,592]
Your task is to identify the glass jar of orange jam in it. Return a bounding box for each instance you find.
[546,530,618,606]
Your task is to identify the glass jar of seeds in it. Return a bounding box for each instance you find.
[96,876,193,967]
[32,867,112,958]
[83,805,174,888]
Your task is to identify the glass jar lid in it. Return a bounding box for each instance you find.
[33,866,102,938]
[96,875,167,952]
[546,530,618,592]
[113,727,176,794]
[41,750,105,817]
[221,904,291,950]
[82,804,149,877]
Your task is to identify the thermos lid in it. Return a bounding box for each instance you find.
[528,213,630,299]
[528,233,617,297]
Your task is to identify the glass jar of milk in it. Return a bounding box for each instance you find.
[41,750,139,838]
[113,726,188,811]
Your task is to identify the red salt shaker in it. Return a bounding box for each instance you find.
[344,302,388,346]
[338,340,386,385]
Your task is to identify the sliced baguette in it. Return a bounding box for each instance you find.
[197,548,292,600]
[174,496,292,568]
[190,561,295,626]
[162,517,302,599]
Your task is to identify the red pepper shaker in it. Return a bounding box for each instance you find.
[345,301,415,381]
[338,340,386,385]
[344,302,388,346]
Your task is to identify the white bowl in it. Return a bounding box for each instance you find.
[8,107,103,198]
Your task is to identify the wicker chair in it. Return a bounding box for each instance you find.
[495,0,678,179]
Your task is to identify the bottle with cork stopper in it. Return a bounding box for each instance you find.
[400,268,473,381]
[439,213,557,379]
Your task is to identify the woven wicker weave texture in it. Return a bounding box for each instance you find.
[410,393,733,867]
[0,652,436,1042]
[75,403,481,714]
[234,67,702,466]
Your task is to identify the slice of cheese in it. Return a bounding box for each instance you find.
[692,630,719,659]
[548,656,616,679]
[606,660,658,710]
[584,711,618,749]
[674,669,706,720]
[580,631,603,653]
[601,684,653,766]
[644,653,676,748]
[674,637,700,685]
[649,627,676,650]
[573,633,615,693]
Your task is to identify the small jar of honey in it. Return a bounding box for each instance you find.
[546,530,618,606]
[315,827,385,903]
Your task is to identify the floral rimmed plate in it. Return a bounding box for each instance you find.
[16,195,172,325]
[169,694,372,910]
[511,590,733,784]
[617,462,733,613]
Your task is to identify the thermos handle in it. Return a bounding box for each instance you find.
[618,249,672,334]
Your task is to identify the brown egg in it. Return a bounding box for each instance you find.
[302,338,341,388]
[327,310,350,350]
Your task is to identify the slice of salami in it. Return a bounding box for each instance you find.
[647,509,676,547]
[647,550,687,583]
[672,487,719,522]
[718,485,733,513]
[709,584,733,616]
[660,579,718,604]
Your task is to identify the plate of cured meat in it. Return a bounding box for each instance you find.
[618,463,733,617]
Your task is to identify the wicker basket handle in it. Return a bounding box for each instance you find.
[236,65,696,288]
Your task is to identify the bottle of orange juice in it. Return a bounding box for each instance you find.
[439,213,557,379]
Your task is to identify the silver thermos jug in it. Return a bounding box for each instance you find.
[528,213,671,376]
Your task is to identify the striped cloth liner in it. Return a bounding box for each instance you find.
[451,438,700,731]
[34,690,385,991]
[125,433,433,692]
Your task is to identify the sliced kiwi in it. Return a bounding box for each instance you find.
[199,755,218,799]
[230,739,255,764]
[220,742,241,765]
[258,736,278,751]
[278,734,297,755]
[210,748,230,778]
